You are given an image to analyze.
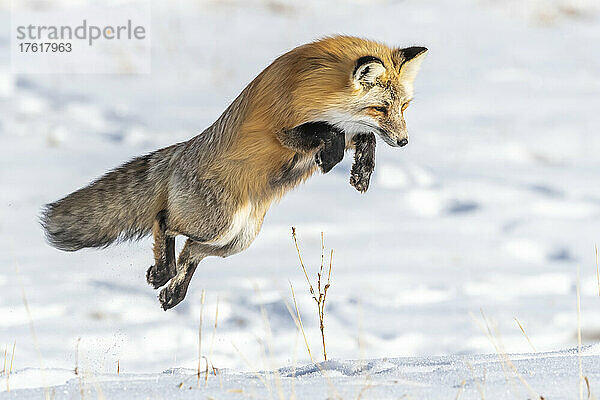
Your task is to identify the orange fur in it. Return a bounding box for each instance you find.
[218,36,406,207]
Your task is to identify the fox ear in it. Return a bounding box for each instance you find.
[352,56,386,89]
[397,46,428,85]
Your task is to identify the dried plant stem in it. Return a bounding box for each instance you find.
[594,244,600,296]
[197,289,206,387]
[291,227,313,295]
[6,341,15,392]
[231,341,271,395]
[514,317,537,352]
[577,265,583,400]
[288,281,314,363]
[454,379,466,400]
[465,361,486,400]
[75,338,84,399]
[476,310,540,399]
[9,342,15,373]
[3,344,6,375]
[291,227,333,361]
[207,296,220,386]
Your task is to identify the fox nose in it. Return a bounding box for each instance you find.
[397,138,408,147]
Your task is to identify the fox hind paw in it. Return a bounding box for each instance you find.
[159,286,179,310]
[146,264,174,289]
[158,282,189,311]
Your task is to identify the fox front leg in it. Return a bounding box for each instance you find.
[278,121,345,173]
[146,210,177,289]
[350,133,376,193]
[315,129,346,173]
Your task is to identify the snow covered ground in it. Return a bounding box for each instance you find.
[4,345,600,399]
[1,0,600,398]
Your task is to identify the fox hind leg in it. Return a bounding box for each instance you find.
[159,238,205,310]
[146,211,177,289]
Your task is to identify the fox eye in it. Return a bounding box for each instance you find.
[401,101,411,112]
[371,106,387,114]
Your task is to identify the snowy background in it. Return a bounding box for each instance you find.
[1,0,600,398]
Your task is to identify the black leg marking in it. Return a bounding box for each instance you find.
[158,239,204,311]
[279,121,344,153]
[315,129,346,173]
[158,262,197,310]
[350,133,376,193]
[146,211,177,289]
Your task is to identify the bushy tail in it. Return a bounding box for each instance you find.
[41,146,176,251]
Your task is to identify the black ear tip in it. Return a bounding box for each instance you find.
[401,46,428,62]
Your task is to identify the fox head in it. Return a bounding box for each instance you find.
[277,37,428,148]
[340,47,428,147]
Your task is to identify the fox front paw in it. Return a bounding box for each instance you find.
[350,170,371,193]
[315,132,345,173]
[350,132,376,193]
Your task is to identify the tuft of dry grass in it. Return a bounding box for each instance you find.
[291,227,333,361]
[473,310,541,399]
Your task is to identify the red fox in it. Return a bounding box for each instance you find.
[42,36,427,310]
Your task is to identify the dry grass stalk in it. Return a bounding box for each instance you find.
[231,341,272,397]
[291,227,333,361]
[585,376,591,399]
[197,289,206,387]
[477,310,540,399]
[514,317,537,352]
[207,296,222,387]
[288,281,314,363]
[75,338,84,399]
[577,265,584,400]
[5,341,15,392]
[74,338,80,376]
[255,286,285,400]
[465,361,486,400]
[2,344,6,375]
[594,244,600,296]
[583,376,596,400]
[454,379,466,400]
[356,381,373,400]
[283,295,341,398]
[117,360,120,375]
[9,342,15,375]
